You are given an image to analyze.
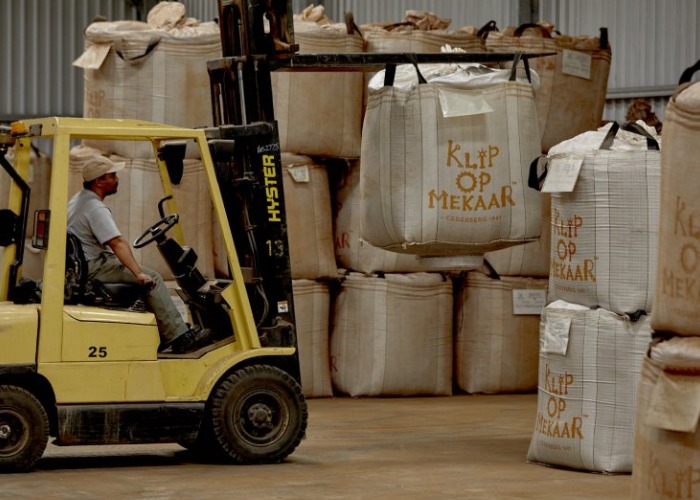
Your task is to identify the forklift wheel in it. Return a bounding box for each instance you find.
[209,365,308,464]
[0,385,49,472]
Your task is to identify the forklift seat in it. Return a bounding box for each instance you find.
[65,232,147,311]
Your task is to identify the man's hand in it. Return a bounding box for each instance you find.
[136,272,156,289]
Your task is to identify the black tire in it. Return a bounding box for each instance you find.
[209,365,308,464]
[0,385,49,473]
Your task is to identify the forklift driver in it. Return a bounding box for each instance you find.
[67,156,212,354]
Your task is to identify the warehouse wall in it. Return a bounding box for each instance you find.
[1,0,697,123]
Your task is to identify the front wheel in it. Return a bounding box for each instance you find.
[209,365,308,464]
[0,385,49,472]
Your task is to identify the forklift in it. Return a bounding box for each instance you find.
[0,0,306,472]
[0,0,547,472]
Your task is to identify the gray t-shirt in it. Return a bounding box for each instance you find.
[67,190,121,261]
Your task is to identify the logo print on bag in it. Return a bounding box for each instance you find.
[550,208,596,286]
[427,140,515,216]
[661,195,700,310]
[534,364,585,443]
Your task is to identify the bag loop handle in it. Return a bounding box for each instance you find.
[527,155,548,191]
[679,59,700,85]
[477,20,498,40]
[382,53,427,87]
[114,37,160,63]
[508,52,532,84]
[600,121,659,151]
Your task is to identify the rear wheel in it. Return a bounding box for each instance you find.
[209,365,307,464]
[0,385,49,472]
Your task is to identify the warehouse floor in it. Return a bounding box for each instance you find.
[4,394,632,499]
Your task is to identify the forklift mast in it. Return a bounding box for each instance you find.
[205,0,299,351]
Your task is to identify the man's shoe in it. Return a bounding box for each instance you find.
[164,327,213,354]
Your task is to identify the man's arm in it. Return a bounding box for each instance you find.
[105,235,155,287]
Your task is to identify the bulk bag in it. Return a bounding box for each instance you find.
[330,272,453,396]
[334,160,483,273]
[292,279,333,398]
[454,271,546,394]
[652,63,700,336]
[537,122,661,315]
[272,12,365,158]
[68,146,215,279]
[484,193,551,277]
[74,7,221,158]
[631,336,700,499]
[527,301,652,473]
[361,10,484,53]
[361,60,543,258]
[484,23,611,153]
[282,154,337,280]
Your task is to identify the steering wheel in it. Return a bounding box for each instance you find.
[133,214,179,249]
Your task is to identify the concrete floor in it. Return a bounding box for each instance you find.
[1,394,631,499]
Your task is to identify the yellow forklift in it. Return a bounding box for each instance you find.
[0,0,547,472]
[0,0,307,472]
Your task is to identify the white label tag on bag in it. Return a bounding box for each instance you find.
[288,165,310,183]
[542,316,572,355]
[436,87,493,118]
[541,156,584,193]
[562,49,592,80]
[512,289,547,315]
[72,42,112,70]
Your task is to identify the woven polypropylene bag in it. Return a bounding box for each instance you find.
[651,78,700,336]
[360,66,542,256]
[330,272,453,397]
[631,337,700,499]
[527,301,652,473]
[485,25,611,153]
[271,20,364,158]
[78,20,221,158]
[545,123,661,315]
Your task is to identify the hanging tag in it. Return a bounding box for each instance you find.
[542,316,572,355]
[562,49,592,80]
[436,87,493,118]
[288,165,310,183]
[72,43,112,70]
[645,371,700,433]
[512,289,547,315]
[541,156,584,193]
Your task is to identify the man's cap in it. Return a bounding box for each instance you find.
[82,156,125,182]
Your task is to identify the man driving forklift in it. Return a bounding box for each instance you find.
[67,155,212,354]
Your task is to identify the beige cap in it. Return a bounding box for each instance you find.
[82,156,125,182]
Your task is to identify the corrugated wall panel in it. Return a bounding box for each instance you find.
[0,0,138,121]
[316,0,520,29]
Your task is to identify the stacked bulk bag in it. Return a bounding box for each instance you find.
[271,8,364,158]
[282,154,337,279]
[74,3,221,158]
[537,122,661,315]
[454,271,547,394]
[652,71,700,336]
[68,146,215,280]
[334,159,483,273]
[631,336,700,499]
[360,60,543,259]
[484,23,611,153]
[483,193,551,277]
[293,279,333,398]
[527,301,653,473]
[330,272,453,396]
[361,11,483,53]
